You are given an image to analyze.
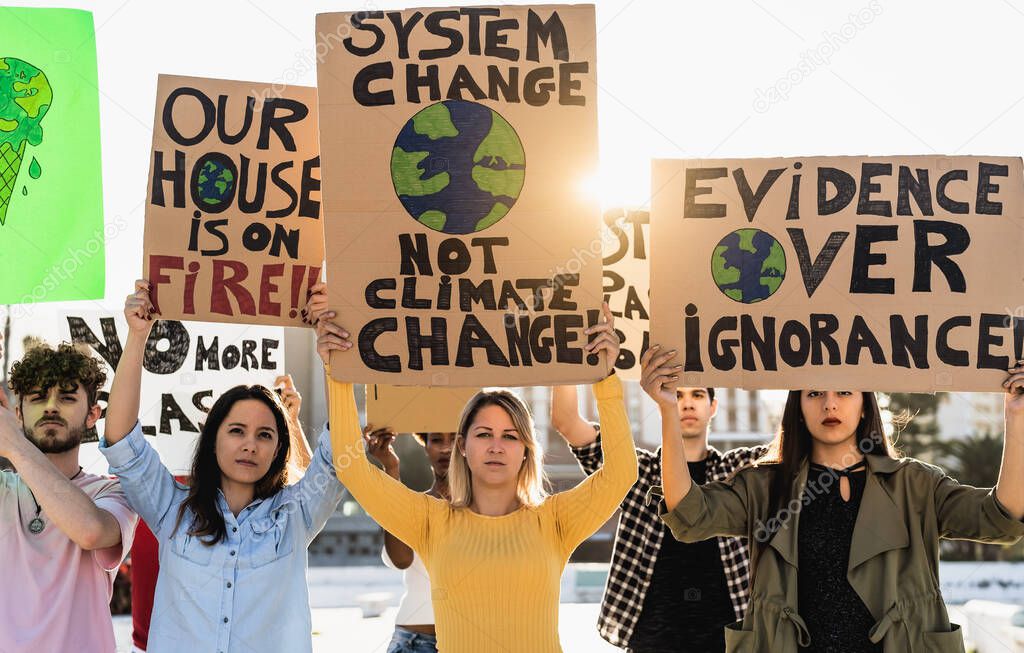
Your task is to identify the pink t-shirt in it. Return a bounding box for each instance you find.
[0,468,138,653]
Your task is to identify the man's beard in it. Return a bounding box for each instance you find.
[25,419,86,454]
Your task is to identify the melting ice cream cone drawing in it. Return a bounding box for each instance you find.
[0,57,51,225]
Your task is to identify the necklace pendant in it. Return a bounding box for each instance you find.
[28,517,44,534]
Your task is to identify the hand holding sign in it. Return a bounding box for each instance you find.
[274,374,301,424]
[316,317,352,368]
[640,345,683,410]
[124,279,156,334]
[1003,361,1024,417]
[301,282,328,326]
[584,303,621,374]
[362,425,399,477]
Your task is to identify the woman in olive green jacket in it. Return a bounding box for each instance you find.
[640,346,1024,653]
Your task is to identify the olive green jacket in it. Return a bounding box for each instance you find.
[658,454,1024,653]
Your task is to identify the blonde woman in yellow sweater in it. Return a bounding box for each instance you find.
[314,301,637,652]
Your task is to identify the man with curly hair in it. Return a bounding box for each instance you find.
[0,342,138,653]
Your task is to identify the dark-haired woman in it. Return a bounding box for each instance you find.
[99,281,347,653]
[641,345,1024,653]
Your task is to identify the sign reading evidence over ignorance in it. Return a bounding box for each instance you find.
[650,156,1024,393]
[315,5,604,386]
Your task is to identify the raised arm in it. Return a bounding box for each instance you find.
[550,384,599,448]
[100,281,182,537]
[275,374,313,473]
[0,408,129,551]
[639,345,690,511]
[105,279,154,444]
[318,318,432,552]
[995,362,1024,521]
[552,374,638,554]
[552,304,638,554]
[364,425,415,569]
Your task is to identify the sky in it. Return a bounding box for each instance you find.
[2,0,1022,417]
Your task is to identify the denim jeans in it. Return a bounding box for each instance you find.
[386,626,438,653]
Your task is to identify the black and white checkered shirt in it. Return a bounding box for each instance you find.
[570,432,768,649]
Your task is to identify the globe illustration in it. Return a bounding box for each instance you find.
[391,100,525,234]
[194,157,236,211]
[711,228,786,303]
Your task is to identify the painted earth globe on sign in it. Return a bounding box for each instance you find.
[391,99,526,235]
[711,228,786,303]
[194,156,236,212]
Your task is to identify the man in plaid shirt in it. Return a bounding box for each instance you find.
[552,381,767,652]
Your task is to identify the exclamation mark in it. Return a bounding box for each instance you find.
[306,266,322,299]
[586,309,600,366]
[1014,316,1024,362]
[288,265,306,319]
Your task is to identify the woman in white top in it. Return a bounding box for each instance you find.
[364,427,454,653]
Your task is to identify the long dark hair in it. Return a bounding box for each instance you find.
[759,391,898,532]
[174,385,292,545]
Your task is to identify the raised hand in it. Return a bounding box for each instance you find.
[1003,360,1024,420]
[316,317,352,368]
[302,282,329,326]
[584,302,621,373]
[274,374,302,424]
[363,425,400,476]
[124,279,156,335]
[640,344,682,409]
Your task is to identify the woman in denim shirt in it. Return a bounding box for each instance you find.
[100,280,347,653]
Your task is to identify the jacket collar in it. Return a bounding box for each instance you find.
[766,454,909,570]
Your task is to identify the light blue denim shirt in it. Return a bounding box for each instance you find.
[101,422,346,653]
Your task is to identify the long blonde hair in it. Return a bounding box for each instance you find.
[448,389,547,509]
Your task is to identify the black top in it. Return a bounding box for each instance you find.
[798,461,881,653]
[629,460,736,653]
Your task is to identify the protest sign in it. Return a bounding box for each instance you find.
[0,8,104,305]
[650,156,1024,392]
[67,313,283,474]
[367,384,479,433]
[144,74,323,327]
[315,5,604,386]
[602,207,649,379]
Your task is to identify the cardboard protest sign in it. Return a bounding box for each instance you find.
[367,384,479,433]
[650,156,1024,393]
[602,207,649,380]
[0,8,104,305]
[315,5,604,386]
[144,75,323,327]
[66,314,283,475]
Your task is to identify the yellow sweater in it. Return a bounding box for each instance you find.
[328,374,637,653]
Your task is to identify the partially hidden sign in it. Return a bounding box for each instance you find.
[602,207,649,380]
[367,384,479,433]
[315,5,604,386]
[144,74,323,327]
[650,156,1024,393]
[67,313,284,475]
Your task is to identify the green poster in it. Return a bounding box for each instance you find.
[0,7,104,304]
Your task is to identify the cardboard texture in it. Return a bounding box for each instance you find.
[66,313,284,475]
[315,5,604,386]
[650,156,1024,393]
[144,74,324,326]
[0,8,105,304]
[602,207,649,380]
[367,384,480,433]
